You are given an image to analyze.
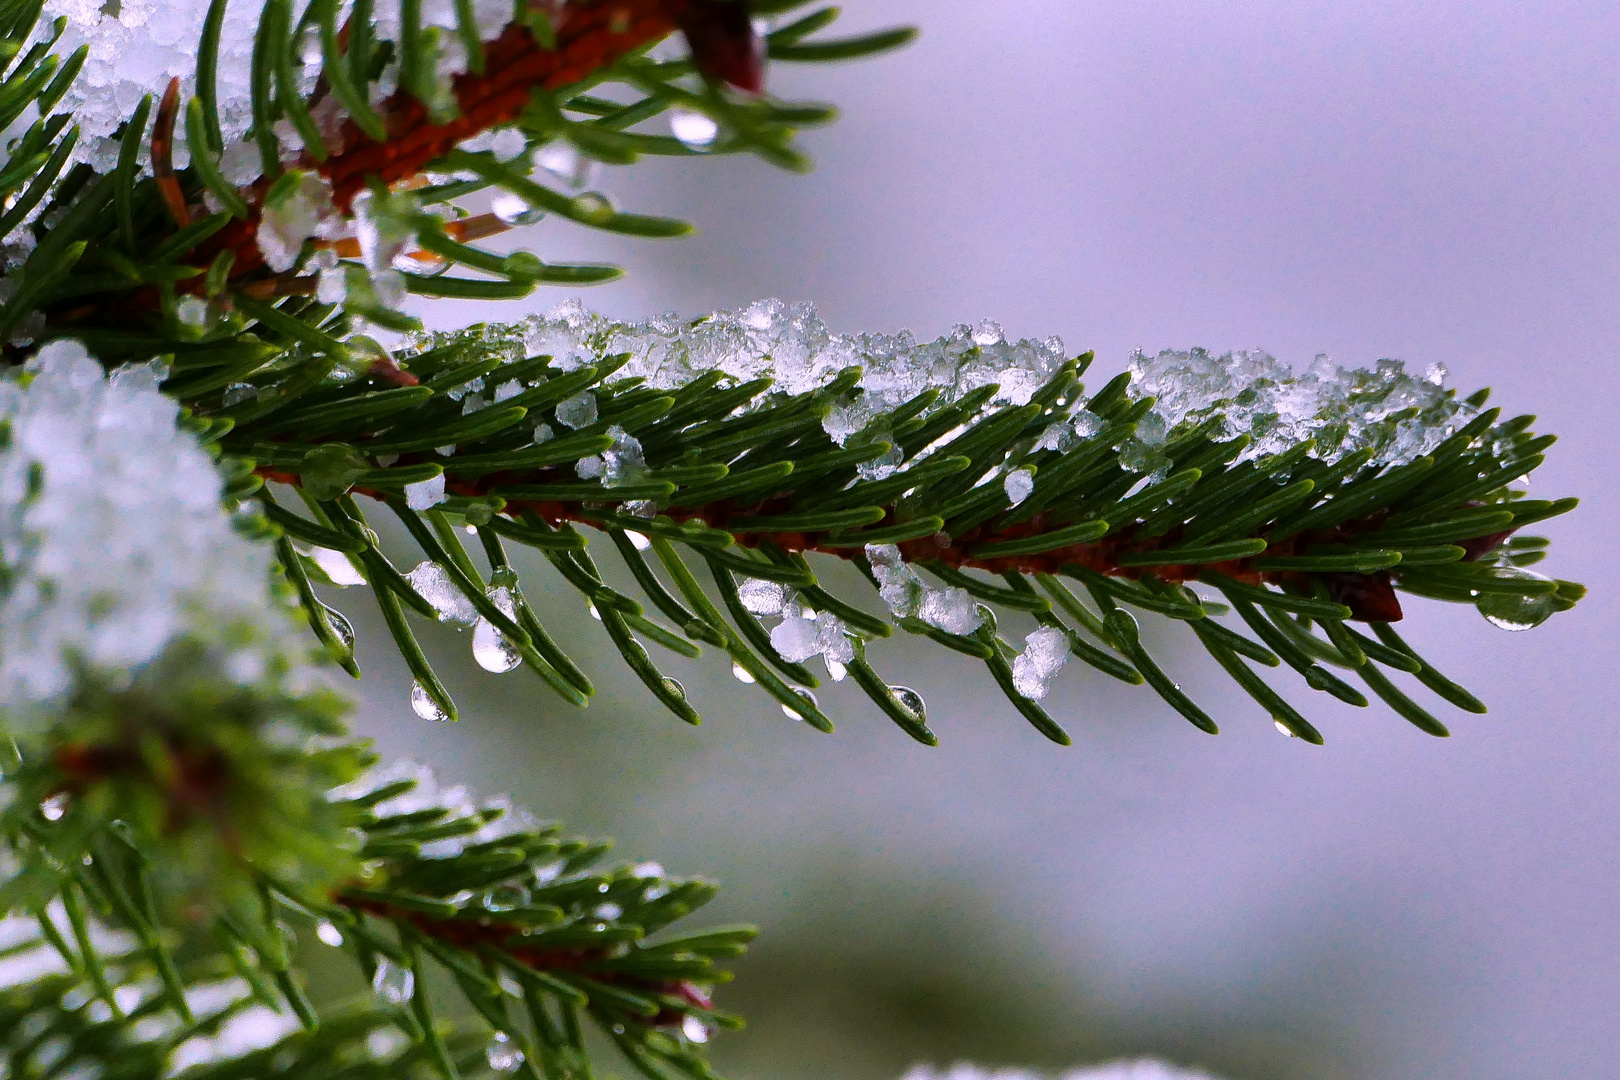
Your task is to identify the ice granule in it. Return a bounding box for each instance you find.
[554,392,598,429]
[0,339,293,714]
[768,602,853,666]
[918,587,982,636]
[257,172,339,274]
[405,560,477,625]
[404,474,446,511]
[769,613,819,663]
[738,578,787,616]
[1004,468,1035,507]
[599,426,647,487]
[1011,626,1069,700]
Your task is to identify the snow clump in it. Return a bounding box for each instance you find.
[0,339,289,713]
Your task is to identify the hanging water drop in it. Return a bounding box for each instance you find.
[825,659,847,682]
[371,959,414,1004]
[681,1015,712,1044]
[39,793,68,821]
[483,883,530,913]
[486,1032,525,1073]
[731,662,756,684]
[663,677,687,700]
[410,682,451,722]
[588,604,602,621]
[492,193,544,226]
[627,530,652,551]
[669,109,719,148]
[889,685,926,720]
[316,922,345,947]
[571,192,614,223]
[473,617,523,673]
[1478,589,1557,632]
[1274,720,1297,738]
[321,604,355,650]
[782,689,818,721]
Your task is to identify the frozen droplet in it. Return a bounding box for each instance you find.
[483,883,530,912]
[486,1032,524,1073]
[320,604,355,650]
[681,1015,711,1044]
[372,959,414,1004]
[223,382,258,406]
[825,659,848,682]
[312,546,365,586]
[410,683,451,722]
[176,295,210,331]
[731,662,756,684]
[670,109,719,148]
[663,677,686,700]
[316,922,345,947]
[1274,720,1296,738]
[473,618,522,673]
[1478,588,1557,632]
[40,793,68,821]
[889,685,926,719]
[782,689,818,721]
[492,192,544,226]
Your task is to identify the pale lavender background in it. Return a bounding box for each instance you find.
[353,3,1619,1078]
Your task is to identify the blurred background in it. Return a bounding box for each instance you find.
[338,3,1620,1078]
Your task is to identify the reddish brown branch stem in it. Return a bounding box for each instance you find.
[338,891,707,1024]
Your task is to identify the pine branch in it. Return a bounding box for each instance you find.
[205,307,1581,745]
[1,664,749,1080]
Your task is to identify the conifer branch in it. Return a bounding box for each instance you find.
[0,2,1584,1077]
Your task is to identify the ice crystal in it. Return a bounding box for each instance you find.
[866,545,984,637]
[405,561,477,625]
[404,474,447,511]
[0,340,289,713]
[768,600,854,668]
[1011,626,1069,700]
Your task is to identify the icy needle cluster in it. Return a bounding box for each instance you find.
[0,340,286,713]
[37,0,518,175]
[501,299,1073,444]
[329,759,541,860]
[40,0,256,174]
[1129,347,1470,468]
[438,301,1474,474]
